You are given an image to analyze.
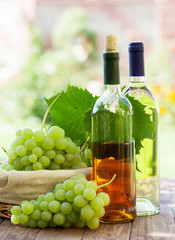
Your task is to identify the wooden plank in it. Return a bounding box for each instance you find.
[35,227,85,240]
[160,178,172,205]
[0,218,4,224]
[0,219,40,240]
[83,223,131,240]
[130,205,175,240]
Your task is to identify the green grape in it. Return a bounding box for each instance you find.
[25,139,37,150]
[84,148,92,159]
[21,200,28,206]
[31,210,41,220]
[46,150,56,159]
[81,204,94,220]
[87,217,99,229]
[63,179,76,191]
[74,195,88,208]
[27,217,37,228]
[55,189,66,201]
[20,156,30,166]
[45,192,55,203]
[48,126,65,140]
[42,137,54,150]
[54,154,65,164]
[38,194,45,203]
[72,153,81,165]
[97,192,110,206]
[94,207,105,218]
[48,201,61,213]
[37,219,47,228]
[40,201,48,211]
[17,213,29,224]
[66,190,76,202]
[61,202,72,215]
[32,162,42,170]
[39,156,50,167]
[76,173,86,179]
[73,162,87,169]
[83,188,96,201]
[48,161,60,170]
[22,128,33,139]
[62,220,72,228]
[33,201,40,210]
[90,197,104,210]
[29,154,37,163]
[8,158,14,165]
[48,219,57,228]
[77,178,88,186]
[72,202,81,213]
[55,138,67,150]
[74,184,85,196]
[25,165,33,171]
[11,215,19,225]
[64,137,72,142]
[16,129,22,137]
[16,145,27,157]
[65,154,74,162]
[41,210,52,222]
[65,142,77,154]
[11,206,21,216]
[0,162,8,169]
[7,149,17,161]
[5,165,14,171]
[54,183,63,191]
[33,130,45,142]
[66,210,78,223]
[32,147,42,157]
[14,158,24,170]
[22,202,34,215]
[61,160,72,169]
[53,212,66,225]
[86,181,97,191]
[10,137,25,149]
[75,217,86,228]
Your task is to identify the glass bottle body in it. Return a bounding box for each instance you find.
[92,85,136,223]
[125,77,160,216]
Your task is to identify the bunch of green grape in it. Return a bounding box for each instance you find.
[1,126,88,171]
[11,173,110,229]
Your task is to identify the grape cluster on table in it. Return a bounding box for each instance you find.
[11,173,110,229]
[1,126,90,171]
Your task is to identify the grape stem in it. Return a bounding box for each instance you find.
[79,134,91,155]
[1,147,7,155]
[41,94,61,133]
[97,174,116,189]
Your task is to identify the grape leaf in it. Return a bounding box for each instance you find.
[46,86,154,155]
[126,95,155,155]
[45,85,98,146]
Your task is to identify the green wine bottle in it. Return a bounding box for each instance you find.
[92,35,136,223]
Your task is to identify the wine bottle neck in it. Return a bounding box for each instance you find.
[104,84,121,94]
[103,52,120,85]
[129,76,146,87]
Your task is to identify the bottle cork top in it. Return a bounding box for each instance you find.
[105,34,118,53]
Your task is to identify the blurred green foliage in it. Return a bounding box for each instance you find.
[0,7,100,122]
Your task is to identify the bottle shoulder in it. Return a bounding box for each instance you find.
[93,91,132,114]
[124,85,159,110]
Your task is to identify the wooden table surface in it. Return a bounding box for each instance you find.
[0,177,175,240]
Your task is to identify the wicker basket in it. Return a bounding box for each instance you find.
[0,203,16,219]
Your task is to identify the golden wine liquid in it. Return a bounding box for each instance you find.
[92,142,136,223]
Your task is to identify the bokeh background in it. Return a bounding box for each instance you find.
[0,0,174,176]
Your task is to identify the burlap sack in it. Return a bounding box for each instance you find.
[0,168,91,205]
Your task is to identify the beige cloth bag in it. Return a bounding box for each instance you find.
[0,168,91,205]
